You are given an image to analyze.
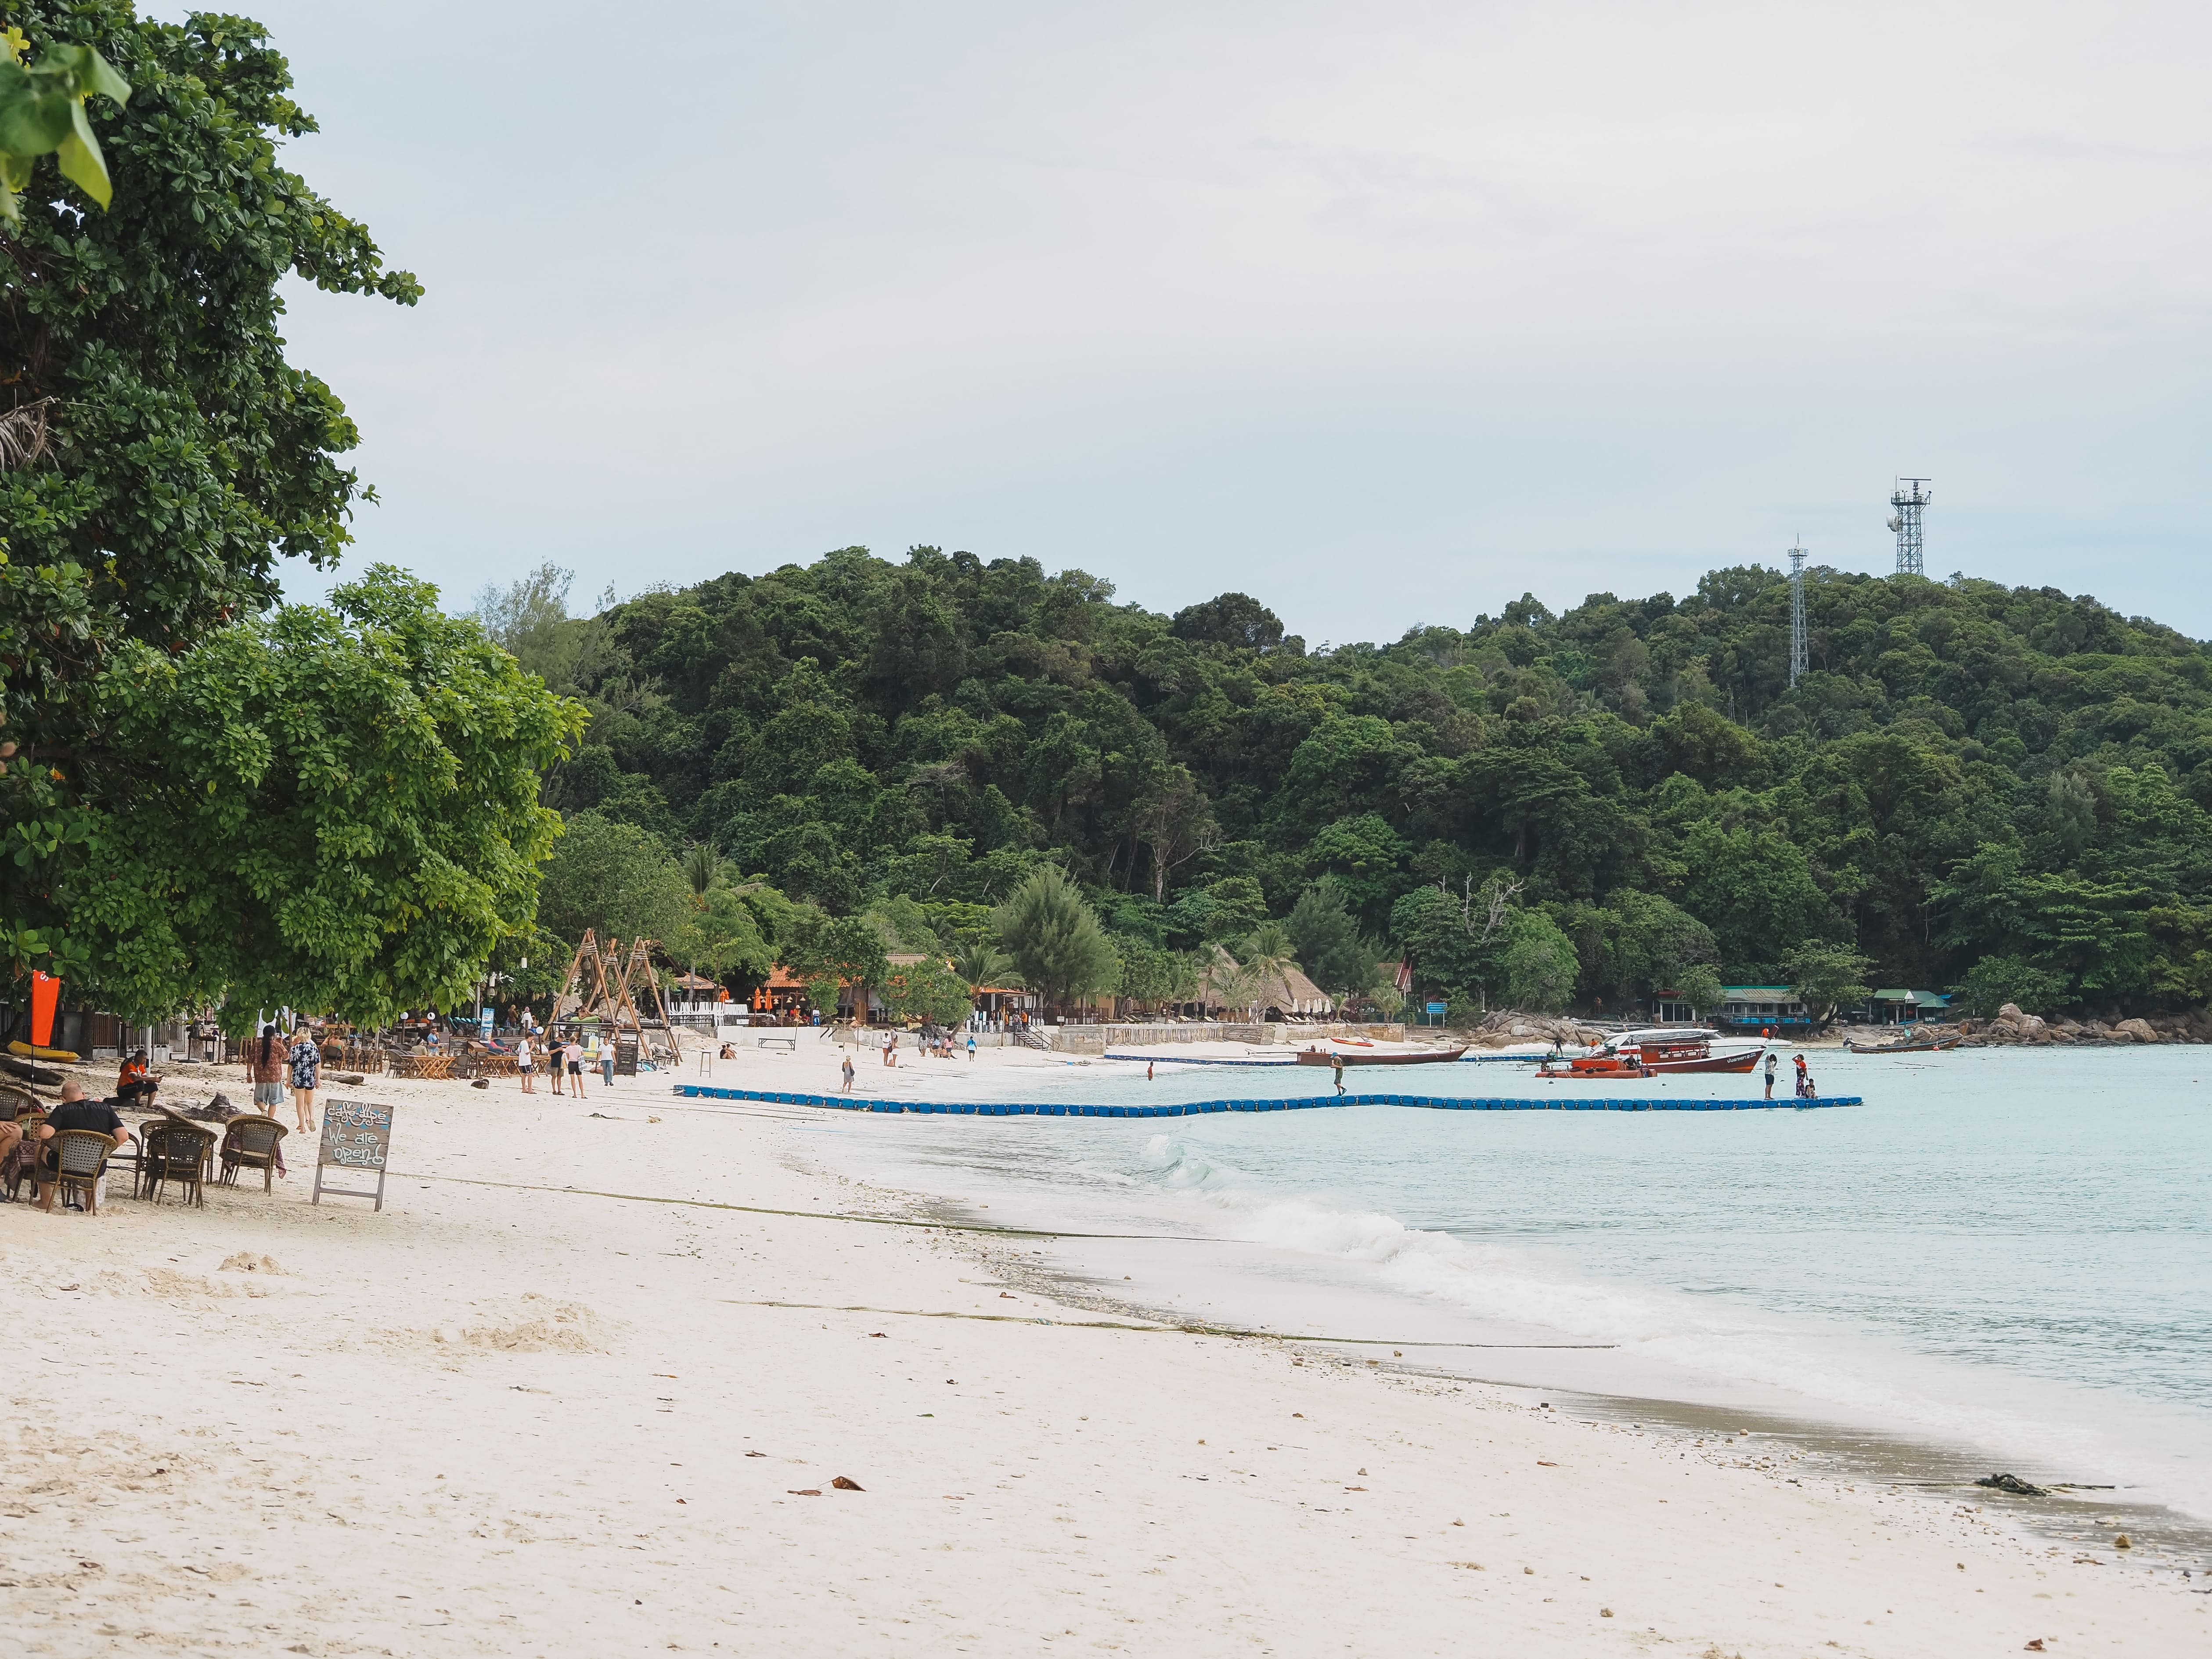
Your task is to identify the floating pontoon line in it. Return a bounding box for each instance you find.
[671,1085,1862,1115]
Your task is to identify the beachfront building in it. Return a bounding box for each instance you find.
[1861,988,1951,1026]
[1713,985,1816,1034]
[1647,988,1699,1023]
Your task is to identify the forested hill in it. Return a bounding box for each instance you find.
[482,547,2212,1018]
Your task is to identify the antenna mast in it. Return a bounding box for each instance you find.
[1887,477,1931,576]
[1788,540,1809,686]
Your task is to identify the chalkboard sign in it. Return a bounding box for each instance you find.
[312,1098,394,1211]
[614,1032,639,1076]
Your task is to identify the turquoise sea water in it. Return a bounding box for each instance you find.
[796,1045,2212,1512]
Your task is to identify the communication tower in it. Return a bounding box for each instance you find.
[1887,477,1931,576]
[1787,541,1809,686]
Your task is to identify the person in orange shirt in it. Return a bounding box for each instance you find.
[116,1048,159,1107]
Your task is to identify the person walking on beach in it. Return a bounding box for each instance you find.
[249,1025,287,1118]
[600,1038,616,1090]
[967,1032,976,1061]
[287,1026,320,1133]
[518,1033,536,1093]
[841,1055,855,1093]
[1762,1051,1777,1100]
[566,1036,586,1096]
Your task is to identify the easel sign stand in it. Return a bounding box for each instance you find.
[313,1098,395,1212]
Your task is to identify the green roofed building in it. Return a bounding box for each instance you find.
[1865,988,1951,1026]
[1715,986,1812,1033]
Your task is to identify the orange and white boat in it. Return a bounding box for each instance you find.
[1536,1028,1762,1079]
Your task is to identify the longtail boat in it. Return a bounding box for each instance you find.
[1844,1032,1962,1054]
[1295,1045,1468,1067]
[1537,1028,1762,1079]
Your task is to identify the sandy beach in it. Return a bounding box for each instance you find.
[2,1042,2203,1656]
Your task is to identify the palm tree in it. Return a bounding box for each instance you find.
[951,940,1016,994]
[681,842,721,911]
[1240,923,1299,1020]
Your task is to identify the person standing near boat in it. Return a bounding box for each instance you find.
[1763,1051,1778,1100]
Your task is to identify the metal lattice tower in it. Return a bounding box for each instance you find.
[1787,541,1809,686]
[1887,477,1931,576]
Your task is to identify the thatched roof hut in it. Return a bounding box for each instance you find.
[1196,951,1334,1018]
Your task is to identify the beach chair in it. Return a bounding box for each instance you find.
[42,1128,116,1214]
[141,1121,209,1207]
[219,1116,287,1193]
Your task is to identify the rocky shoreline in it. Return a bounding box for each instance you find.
[1945,1002,2212,1047]
[1456,1005,2212,1052]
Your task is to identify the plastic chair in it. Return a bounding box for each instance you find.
[219,1116,287,1193]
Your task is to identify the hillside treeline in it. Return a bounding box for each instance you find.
[482,548,2212,1020]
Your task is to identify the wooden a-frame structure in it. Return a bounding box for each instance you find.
[552,930,683,1058]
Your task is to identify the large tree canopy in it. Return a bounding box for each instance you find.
[488,543,2212,1018]
[0,6,577,1023]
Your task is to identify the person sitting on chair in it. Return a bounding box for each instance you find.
[116,1049,160,1107]
[34,1081,132,1214]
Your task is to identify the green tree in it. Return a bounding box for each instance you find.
[75,569,580,1027]
[1782,939,1874,1021]
[1286,879,1376,1001]
[781,909,891,1018]
[0,8,510,1016]
[951,939,1017,994]
[1304,813,1407,922]
[881,955,973,1026]
[1498,909,1578,1012]
[536,815,692,948]
[994,866,1120,1009]
[672,882,778,988]
[1114,938,1190,1006]
[1952,954,2068,1018]
[1672,962,1726,1020]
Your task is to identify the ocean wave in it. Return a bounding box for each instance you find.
[1130,1129,2202,1506]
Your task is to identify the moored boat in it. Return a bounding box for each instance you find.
[1536,1028,1762,1079]
[1295,1045,1468,1067]
[1844,1032,1962,1054]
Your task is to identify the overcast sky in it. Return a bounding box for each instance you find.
[159,0,2212,642]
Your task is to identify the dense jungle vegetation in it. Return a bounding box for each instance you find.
[482,547,2212,1021]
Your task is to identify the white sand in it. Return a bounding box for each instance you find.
[0,1046,2200,1655]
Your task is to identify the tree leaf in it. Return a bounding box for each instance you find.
[56,106,109,208]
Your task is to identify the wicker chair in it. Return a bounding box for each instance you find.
[219,1115,287,1193]
[3,1111,46,1201]
[141,1121,209,1207]
[40,1128,116,1214]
